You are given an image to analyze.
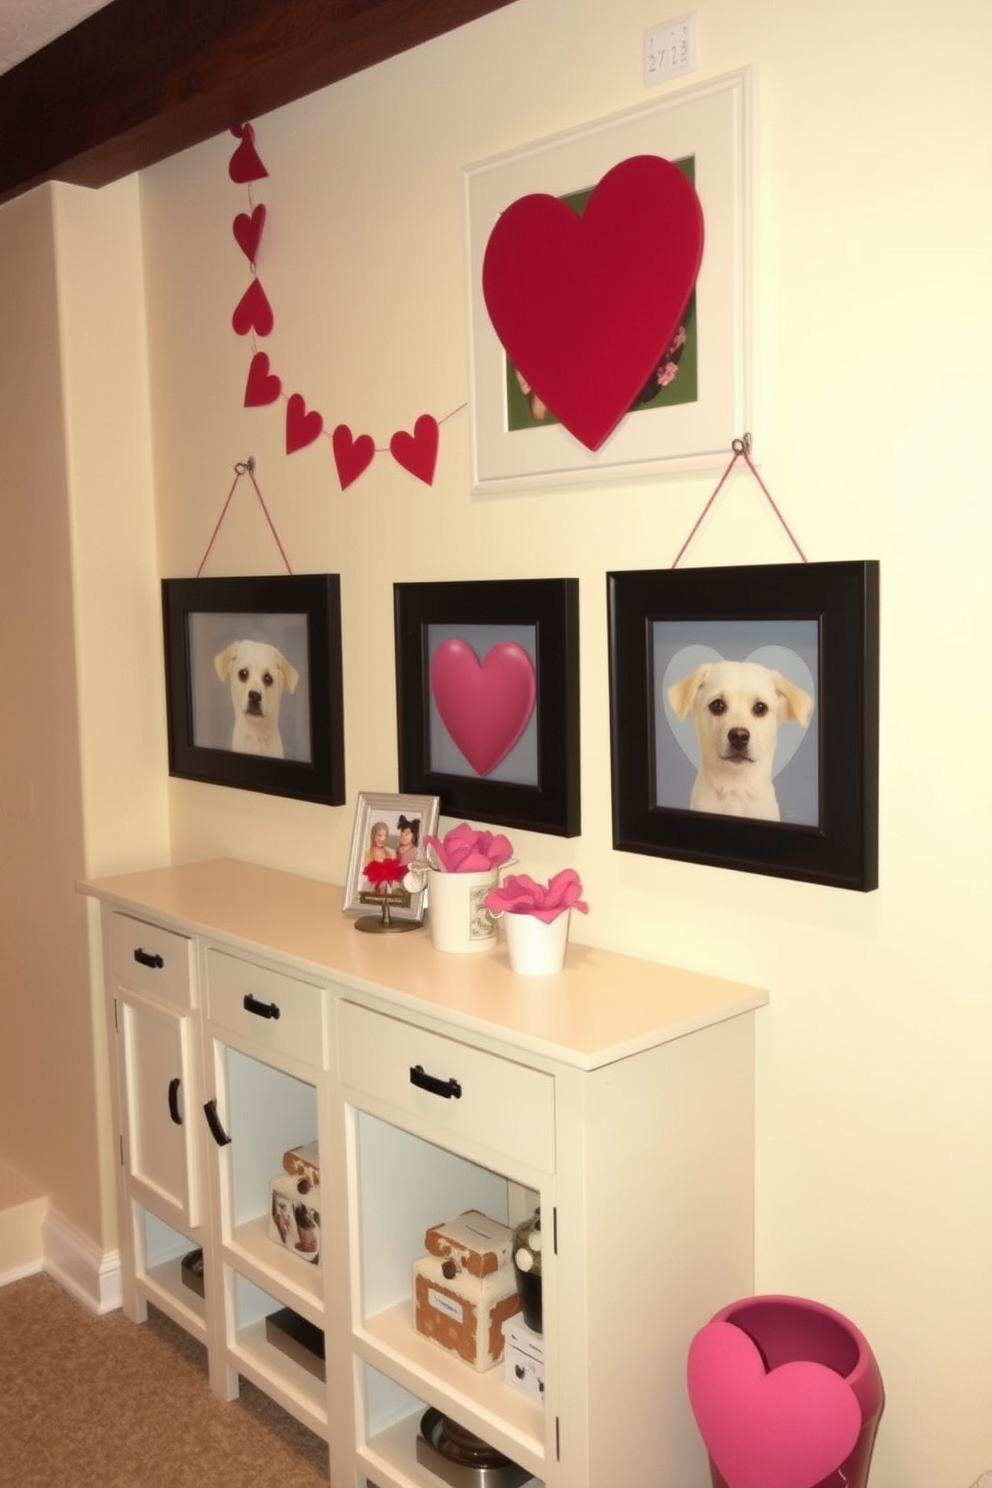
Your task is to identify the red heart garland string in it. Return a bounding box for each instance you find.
[232,277,274,337]
[332,424,376,489]
[244,352,282,407]
[229,123,269,183]
[233,203,266,265]
[286,394,324,453]
[228,124,457,485]
[390,415,440,485]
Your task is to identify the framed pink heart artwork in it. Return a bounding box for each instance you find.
[464,68,751,492]
[394,579,580,837]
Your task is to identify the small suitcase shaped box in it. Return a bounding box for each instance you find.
[413,1209,521,1371]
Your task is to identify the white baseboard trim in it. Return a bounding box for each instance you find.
[42,1208,122,1315]
[0,1257,45,1287]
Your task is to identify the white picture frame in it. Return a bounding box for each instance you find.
[464,68,752,492]
[342,791,440,922]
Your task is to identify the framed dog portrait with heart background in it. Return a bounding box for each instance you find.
[607,561,880,891]
[464,67,751,492]
[162,573,345,805]
[394,578,580,837]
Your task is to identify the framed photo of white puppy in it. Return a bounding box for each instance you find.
[607,561,879,891]
[162,574,345,805]
[342,791,440,923]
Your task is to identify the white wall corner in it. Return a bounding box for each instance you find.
[42,1207,122,1315]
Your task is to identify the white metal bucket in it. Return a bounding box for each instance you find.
[503,910,570,976]
[426,868,499,954]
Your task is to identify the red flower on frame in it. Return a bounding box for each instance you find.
[364,858,407,890]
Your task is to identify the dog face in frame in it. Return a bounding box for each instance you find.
[214,638,299,758]
[667,659,813,822]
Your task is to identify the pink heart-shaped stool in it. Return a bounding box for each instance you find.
[688,1319,863,1488]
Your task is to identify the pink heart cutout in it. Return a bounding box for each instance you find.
[390,414,439,485]
[332,423,376,489]
[482,154,703,452]
[232,278,274,337]
[244,352,281,407]
[228,124,268,183]
[430,639,536,777]
[233,204,266,264]
[687,1321,862,1488]
[285,393,323,453]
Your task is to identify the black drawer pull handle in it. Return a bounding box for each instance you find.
[410,1064,462,1100]
[168,1077,182,1125]
[134,948,164,970]
[243,993,281,1020]
[203,1099,232,1146]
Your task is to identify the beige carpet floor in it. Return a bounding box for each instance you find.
[0,1273,330,1487]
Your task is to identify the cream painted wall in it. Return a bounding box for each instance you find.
[18,0,985,1480]
[0,187,104,1247]
[54,176,172,1244]
[0,177,169,1254]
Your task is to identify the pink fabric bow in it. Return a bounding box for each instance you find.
[484,869,589,924]
[424,822,515,873]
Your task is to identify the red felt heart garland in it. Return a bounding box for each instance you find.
[390,414,440,485]
[286,394,324,454]
[228,124,706,484]
[233,203,266,265]
[331,425,376,489]
[244,352,281,407]
[229,124,447,488]
[232,277,274,337]
[228,123,269,184]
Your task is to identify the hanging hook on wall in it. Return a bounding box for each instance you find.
[196,456,293,577]
[671,432,807,567]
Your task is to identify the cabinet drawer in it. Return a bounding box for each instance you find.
[205,948,328,1068]
[337,1001,554,1173]
[109,911,194,1011]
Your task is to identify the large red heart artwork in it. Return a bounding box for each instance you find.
[431,639,536,777]
[687,1321,862,1488]
[482,154,704,452]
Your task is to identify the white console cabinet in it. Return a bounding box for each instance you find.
[82,859,767,1488]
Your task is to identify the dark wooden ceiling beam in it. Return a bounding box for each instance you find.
[0,0,518,204]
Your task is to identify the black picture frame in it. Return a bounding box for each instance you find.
[162,574,345,806]
[394,578,580,837]
[607,560,879,890]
